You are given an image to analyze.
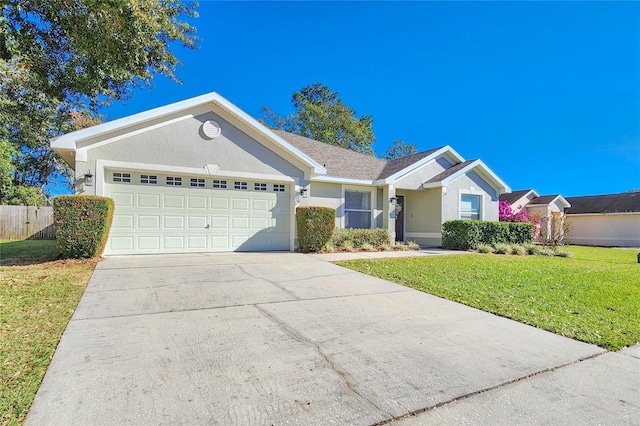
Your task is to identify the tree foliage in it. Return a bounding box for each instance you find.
[261,83,375,155]
[0,0,198,202]
[382,139,417,160]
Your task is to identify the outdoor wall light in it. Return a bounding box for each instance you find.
[84,170,94,186]
[389,196,398,204]
[299,188,308,198]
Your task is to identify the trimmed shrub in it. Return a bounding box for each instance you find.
[478,221,510,246]
[443,220,533,251]
[296,206,336,253]
[53,196,114,258]
[442,221,481,250]
[330,228,391,249]
[507,222,534,245]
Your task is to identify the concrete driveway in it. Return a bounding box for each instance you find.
[26,253,639,425]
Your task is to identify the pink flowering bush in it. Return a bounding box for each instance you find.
[499,200,537,224]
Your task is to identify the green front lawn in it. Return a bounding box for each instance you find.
[1,240,96,425]
[338,246,640,351]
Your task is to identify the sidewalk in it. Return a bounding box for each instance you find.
[306,247,469,262]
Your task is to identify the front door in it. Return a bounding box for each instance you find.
[395,195,405,242]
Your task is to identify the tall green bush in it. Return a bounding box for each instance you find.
[296,206,335,252]
[508,222,534,245]
[442,221,481,250]
[53,196,114,258]
[442,220,533,250]
[478,221,510,246]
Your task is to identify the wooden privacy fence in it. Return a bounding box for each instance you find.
[0,205,55,240]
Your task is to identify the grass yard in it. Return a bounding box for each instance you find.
[0,240,97,425]
[338,246,640,351]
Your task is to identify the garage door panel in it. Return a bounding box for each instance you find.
[164,216,184,229]
[111,192,134,207]
[210,197,229,209]
[188,196,207,209]
[138,215,160,229]
[187,216,208,229]
[112,214,134,229]
[252,199,270,211]
[138,236,160,250]
[252,217,270,229]
[164,195,184,208]
[188,236,208,249]
[109,236,134,251]
[138,194,160,208]
[164,236,185,250]
[104,178,290,255]
[210,236,230,249]
[211,217,229,229]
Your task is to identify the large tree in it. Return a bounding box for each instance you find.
[261,83,375,155]
[382,139,417,160]
[0,0,198,203]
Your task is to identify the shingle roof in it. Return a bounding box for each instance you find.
[273,130,443,180]
[500,190,535,205]
[528,195,562,205]
[423,160,477,184]
[565,192,640,214]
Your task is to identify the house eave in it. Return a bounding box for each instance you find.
[50,92,327,176]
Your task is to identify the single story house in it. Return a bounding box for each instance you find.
[500,189,571,241]
[564,193,640,247]
[51,92,510,255]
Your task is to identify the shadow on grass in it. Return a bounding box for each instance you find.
[0,239,60,266]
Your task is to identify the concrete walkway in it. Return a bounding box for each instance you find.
[26,252,639,425]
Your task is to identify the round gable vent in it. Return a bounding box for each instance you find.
[202,120,222,139]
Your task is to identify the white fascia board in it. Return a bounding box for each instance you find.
[556,196,571,208]
[312,175,378,186]
[380,145,466,184]
[51,92,327,176]
[52,92,222,151]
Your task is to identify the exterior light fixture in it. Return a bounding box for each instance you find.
[389,196,398,204]
[84,170,94,186]
[299,188,308,198]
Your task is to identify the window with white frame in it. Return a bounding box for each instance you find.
[140,174,157,184]
[166,176,182,186]
[212,180,227,189]
[344,190,371,228]
[460,194,481,220]
[190,178,205,187]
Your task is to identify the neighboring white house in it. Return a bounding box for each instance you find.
[51,92,510,255]
[564,193,640,247]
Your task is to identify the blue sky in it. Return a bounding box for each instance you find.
[99,1,639,197]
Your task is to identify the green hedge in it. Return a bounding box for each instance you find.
[442,221,481,250]
[296,206,336,253]
[330,228,391,248]
[507,222,535,245]
[53,196,114,258]
[442,220,533,250]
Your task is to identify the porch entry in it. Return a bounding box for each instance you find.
[395,195,405,242]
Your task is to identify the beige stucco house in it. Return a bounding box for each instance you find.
[501,189,640,247]
[51,92,510,255]
[564,193,640,247]
[501,189,571,242]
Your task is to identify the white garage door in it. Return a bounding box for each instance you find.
[103,171,291,255]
